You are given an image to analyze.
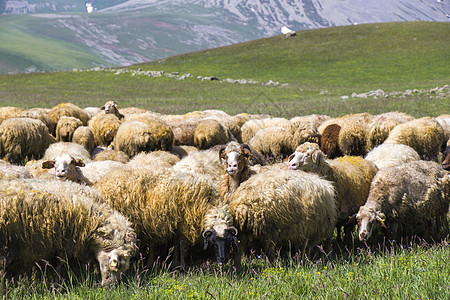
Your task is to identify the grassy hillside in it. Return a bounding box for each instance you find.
[0,21,448,118]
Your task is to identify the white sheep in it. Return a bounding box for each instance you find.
[249,126,294,162]
[288,142,378,245]
[0,178,138,286]
[365,143,420,169]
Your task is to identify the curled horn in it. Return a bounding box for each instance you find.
[202,228,214,238]
[219,144,228,163]
[227,226,238,236]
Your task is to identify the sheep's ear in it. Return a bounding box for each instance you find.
[311,150,322,165]
[347,213,357,225]
[243,148,253,161]
[100,105,105,110]
[375,213,387,228]
[74,159,85,167]
[42,160,55,169]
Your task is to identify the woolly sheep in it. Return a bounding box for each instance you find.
[436,116,450,152]
[288,142,378,245]
[0,106,26,124]
[101,101,124,120]
[172,149,226,183]
[338,113,374,156]
[292,122,320,148]
[0,160,33,179]
[72,126,95,153]
[113,121,155,158]
[48,103,89,128]
[383,117,445,161]
[290,114,331,128]
[80,160,126,185]
[0,118,55,164]
[41,153,90,185]
[84,107,100,119]
[366,112,415,151]
[92,147,130,163]
[55,116,83,142]
[241,117,294,144]
[128,151,180,169]
[365,143,420,169]
[249,126,294,162]
[43,142,91,163]
[319,124,342,159]
[125,113,174,151]
[229,168,337,259]
[194,119,232,150]
[356,160,450,243]
[94,166,221,269]
[171,145,199,159]
[20,108,55,134]
[0,178,137,286]
[88,111,122,147]
[442,138,450,171]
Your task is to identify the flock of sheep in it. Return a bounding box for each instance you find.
[0,101,449,286]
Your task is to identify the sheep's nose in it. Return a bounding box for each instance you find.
[289,163,298,170]
[359,231,367,241]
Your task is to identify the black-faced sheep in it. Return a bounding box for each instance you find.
[0,178,138,286]
[55,116,83,142]
[101,101,124,120]
[356,160,450,243]
[0,118,56,164]
[364,143,420,169]
[288,142,378,245]
[383,117,444,161]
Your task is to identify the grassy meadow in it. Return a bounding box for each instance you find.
[0,21,449,299]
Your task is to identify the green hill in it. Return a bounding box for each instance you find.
[0,21,448,118]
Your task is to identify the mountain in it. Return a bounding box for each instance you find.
[0,1,448,74]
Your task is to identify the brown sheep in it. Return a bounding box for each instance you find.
[319,123,342,159]
[88,111,122,147]
[55,116,83,142]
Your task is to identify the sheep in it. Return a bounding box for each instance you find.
[338,113,374,157]
[288,142,378,245]
[290,114,331,128]
[0,160,33,179]
[118,107,148,115]
[436,116,450,153]
[241,117,294,144]
[72,126,95,153]
[20,108,55,134]
[41,153,90,185]
[128,151,180,169]
[383,117,445,161]
[88,111,122,147]
[165,118,204,146]
[172,148,226,183]
[319,124,342,159]
[125,113,174,151]
[249,126,294,162]
[94,165,221,270]
[292,122,320,148]
[202,204,240,268]
[48,103,90,129]
[92,147,130,163]
[0,106,26,124]
[80,160,127,185]
[366,112,415,151]
[356,160,450,244]
[83,107,100,119]
[55,116,83,142]
[365,143,420,169]
[0,178,137,286]
[194,119,232,150]
[43,141,91,163]
[228,168,337,260]
[171,145,199,159]
[101,101,124,120]
[0,118,55,164]
[113,121,155,158]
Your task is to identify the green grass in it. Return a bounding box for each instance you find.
[1,21,448,118]
[2,242,449,299]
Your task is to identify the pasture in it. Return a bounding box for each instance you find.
[0,21,449,299]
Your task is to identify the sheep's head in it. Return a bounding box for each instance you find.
[288,142,323,172]
[42,153,85,181]
[219,142,252,176]
[356,207,386,241]
[203,225,238,265]
[101,101,119,115]
[442,138,450,171]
